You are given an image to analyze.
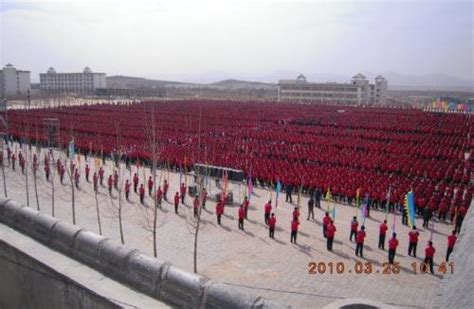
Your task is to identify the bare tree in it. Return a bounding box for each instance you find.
[32,126,40,210]
[1,135,7,198]
[142,103,163,257]
[182,101,206,274]
[113,121,127,244]
[20,120,30,207]
[65,127,77,225]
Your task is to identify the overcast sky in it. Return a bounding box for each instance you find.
[0,0,473,83]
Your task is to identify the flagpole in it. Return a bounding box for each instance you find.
[385,185,391,221]
[429,223,435,241]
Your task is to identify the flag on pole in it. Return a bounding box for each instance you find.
[275,180,282,208]
[247,174,253,202]
[360,193,369,225]
[407,191,416,227]
[385,185,392,218]
[325,188,332,211]
[356,187,361,208]
[68,140,75,160]
[404,191,416,228]
[184,156,188,188]
[223,169,229,201]
[297,183,302,207]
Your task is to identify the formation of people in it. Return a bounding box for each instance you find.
[1,141,467,275]
[6,100,472,230]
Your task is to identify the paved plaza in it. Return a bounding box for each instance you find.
[2,146,454,308]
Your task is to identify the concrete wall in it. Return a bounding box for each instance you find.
[0,239,120,309]
[434,201,474,308]
[0,198,287,309]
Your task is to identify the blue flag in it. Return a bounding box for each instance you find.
[68,140,75,160]
[275,180,282,208]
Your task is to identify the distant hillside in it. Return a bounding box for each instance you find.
[106,76,276,90]
[106,75,184,89]
[210,79,275,89]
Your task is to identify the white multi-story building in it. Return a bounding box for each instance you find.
[40,67,106,94]
[0,64,31,99]
[278,73,388,105]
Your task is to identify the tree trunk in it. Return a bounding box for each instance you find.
[24,147,30,207]
[1,160,7,198]
[118,165,124,244]
[33,168,40,211]
[71,172,76,224]
[95,190,102,235]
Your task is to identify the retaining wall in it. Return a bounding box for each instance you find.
[434,201,474,308]
[0,238,120,309]
[0,198,288,309]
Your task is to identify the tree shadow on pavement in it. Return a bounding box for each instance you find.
[242,229,255,237]
[296,244,312,257]
[273,238,286,245]
[219,224,232,232]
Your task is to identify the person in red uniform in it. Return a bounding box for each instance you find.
[350,216,358,242]
[11,153,16,170]
[438,201,448,221]
[243,196,249,219]
[264,200,272,224]
[139,184,145,204]
[74,168,80,189]
[99,166,104,186]
[379,220,388,250]
[201,188,208,209]
[108,175,113,195]
[6,147,11,164]
[216,201,224,225]
[156,186,163,208]
[180,183,186,204]
[124,179,131,201]
[93,172,98,192]
[19,156,25,174]
[42,161,50,181]
[423,241,436,274]
[323,212,331,238]
[455,205,467,234]
[326,220,337,251]
[268,213,276,238]
[290,218,300,244]
[113,170,119,190]
[238,205,245,230]
[292,207,300,221]
[355,226,366,258]
[446,230,457,262]
[60,164,65,184]
[174,192,180,214]
[388,233,399,264]
[163,179,169,201]
[133,173,139,193]
[408,226,420,257]
[147,176,153,196]
[193,196,200,218]
[85,164,90,182]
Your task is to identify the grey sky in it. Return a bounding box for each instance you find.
[1,0,473,83]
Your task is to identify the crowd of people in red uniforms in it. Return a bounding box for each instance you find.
[1,142,465,272]
[5,100,472,228]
